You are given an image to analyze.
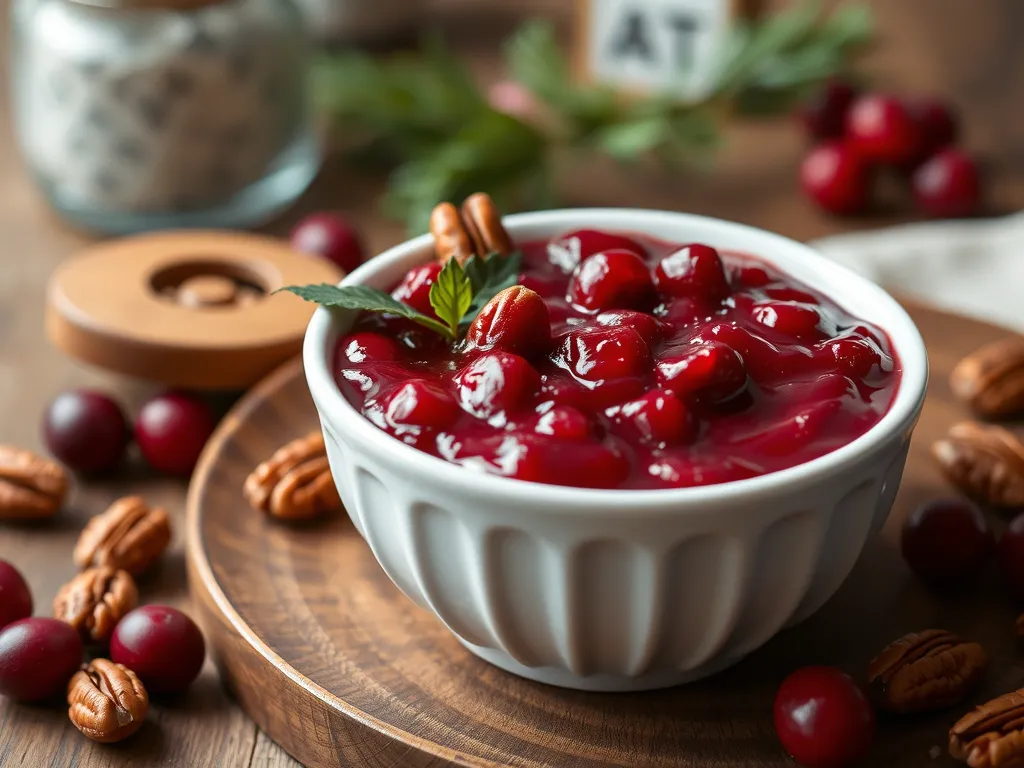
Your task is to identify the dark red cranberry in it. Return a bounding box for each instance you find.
[0,618,83,701]
[845,93,924,165]
[454,352,541,419]
[547,229,646,272]
[135,391,217,476]
[595,310,665,344]
[42,389,130,474]
[910,98,959,158]
[567,249,654,312]
[110,606,205,694]
[556,327,650,382]
[606,389,693,445]
[466,286,551,359]
[336,332,402,365]
[752,302,823,341]
[800,141,869,215]
[653,244,730,302]
[289,212,366,274]
[392,263,443,317]
[733,264,773,288]
[0,561,32,630]
[901,498,993,589]
[997,513,1024,599]
[648,456,758,488]
[383,380,459,430]
[798,79,858,140]
[763,286,820,305]
[655,342,747,404]
[912,148,980,218]
[774,666,875,768]
[821,336,882,378]
[533,405,591,441]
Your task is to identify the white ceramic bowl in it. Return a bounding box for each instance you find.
[303,209,928,692]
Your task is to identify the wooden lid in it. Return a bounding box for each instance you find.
[46,231,342,391]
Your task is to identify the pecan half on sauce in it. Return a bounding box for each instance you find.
[73,496,171,576]
[951,337,1024,419]
[53,567,138,644]
[429,193,512,265]
[67,659,148,743]
[867,629,987,713]
[0,445,68,520]
[243,432,340,520]
[950,689,1024,767]
[933,421,1024,507]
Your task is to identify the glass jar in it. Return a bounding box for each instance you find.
[11,0,318,234]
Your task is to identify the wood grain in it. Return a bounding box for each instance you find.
[2,0,1024,765]
[186,303,1024,768]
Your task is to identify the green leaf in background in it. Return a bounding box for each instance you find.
[277,284,453,339]
[462,251,524,322]
[429,258,474,337]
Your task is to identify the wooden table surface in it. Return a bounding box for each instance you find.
[1,1,1023,766]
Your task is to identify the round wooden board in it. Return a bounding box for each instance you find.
[186,302,1024,768]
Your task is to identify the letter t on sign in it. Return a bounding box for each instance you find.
[575,0,761,101]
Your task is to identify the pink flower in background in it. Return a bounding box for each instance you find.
[487,80,539,121]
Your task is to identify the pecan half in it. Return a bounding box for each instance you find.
[430,202,476,265]
[951,338,1024,419]
[53,567,137,644]
[461,193,513,259]
[0,445,68,520]
[950,689,1024,767]
[867,629,987,713]
[73,497,171,576]
[68,659,148,743]
[932,422,1024,507]
[243,432,341,520]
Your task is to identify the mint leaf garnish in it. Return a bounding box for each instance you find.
[462,250,523,323]
[277,283,453,339]
[429,258,474,338]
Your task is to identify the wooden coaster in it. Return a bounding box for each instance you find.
[186,302,1024,768]
[46,231,341,390]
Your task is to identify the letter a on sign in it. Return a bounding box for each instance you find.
[575,0,760,101]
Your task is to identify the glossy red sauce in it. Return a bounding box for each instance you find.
[333,229,901,490]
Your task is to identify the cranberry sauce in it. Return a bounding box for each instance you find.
[333,229,900,490]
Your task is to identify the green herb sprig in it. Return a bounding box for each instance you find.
[313,1,872,233]
[280,251,523,342]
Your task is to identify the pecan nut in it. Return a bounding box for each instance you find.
[951,338,1024,419]
[867,629,987,713]
[67,659,148,743]
[53,567,138,644]
[932,421,1024,507]
[73,497,171,576]
[430,202,476,265]
[243,432,341,520]
[950,689,1024,767]
[430,193,512,265]
[0,445,68,520]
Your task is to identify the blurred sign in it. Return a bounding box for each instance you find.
[576,0,758,100]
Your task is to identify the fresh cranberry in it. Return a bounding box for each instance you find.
[606,389,693,445]
[997,513,1024,599]
[820,336,882,378]
[653,244,730,302]
[547,229,646,272]
[730,398,843,458]
[910,98,959,158]
[110,606,205,694]
[733,264,773,288]
[912,148,980,218]
[533,405,591,441]
[595,310,665,343]
[845,93,924,165]
[556,327,650,382]
[392,263,443,317]
[467,286,551,359]
[383,380,459,429]
[454,352,541,419]
[567,249,654,312]
[752,302,823,341]
[336,332,402,365]
[774,666,875,768]
[655,342,747,404]
[0,618,83,701]
[42,389,130,475]
[0,561,32,631]
[800,141,869,215]
[798,80,858,140]
[764,286,820,305]
[648,456,759,488]
[290,212,366,274]
[135,391,217,476]
[901,498,993,589]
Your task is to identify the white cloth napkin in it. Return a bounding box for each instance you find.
[809,212,1024,333]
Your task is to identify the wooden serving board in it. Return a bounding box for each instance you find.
[186,301,1024,768]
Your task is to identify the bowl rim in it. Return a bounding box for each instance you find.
[303,208,929,510]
